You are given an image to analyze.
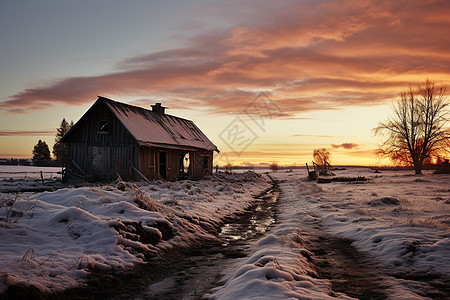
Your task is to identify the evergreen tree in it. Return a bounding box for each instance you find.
[52,118,73,165]
[32,140,51,166]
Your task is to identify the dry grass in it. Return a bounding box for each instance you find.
[0,270,16,285]
[115,181,159,212]
[70,255,87,270]
[21,248,35,262]
[2,194,19,228]
[39,254,57,267]
[407,217,449,230]
[24,198,43,229]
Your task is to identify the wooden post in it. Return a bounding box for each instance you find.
[71,160,88,177]
[130,164,152,184]
[40,171,44,184]
[306,162,317,181]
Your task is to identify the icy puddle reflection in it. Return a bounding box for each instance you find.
[137,181,280,300]
[219,184,279,246]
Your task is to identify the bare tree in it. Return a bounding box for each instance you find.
[313,148,330,166]
[224,163,233,174]
[269,162,279,172]
[313,148,332,175]
[374,80,450,174]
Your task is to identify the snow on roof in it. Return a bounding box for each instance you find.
[102,97,218,151]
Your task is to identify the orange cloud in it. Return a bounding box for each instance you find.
[347,149,378,158]
[331,143,360,150]
[2,0,450,116]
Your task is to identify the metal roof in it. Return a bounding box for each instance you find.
[63,97,218,152]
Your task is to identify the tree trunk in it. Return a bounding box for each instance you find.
[414,163,422,175]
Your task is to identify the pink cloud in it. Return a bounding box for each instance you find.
[2,0,449,115]
[0,130,55,136]
[331,143,360,150]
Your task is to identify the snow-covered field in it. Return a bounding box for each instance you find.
[0,165,64,193]
[0,171,270,296]
[0,165,62,180]
[0,168,449,299]
[210,168,449,299]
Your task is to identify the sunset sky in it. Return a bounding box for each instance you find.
[1,0,450,166]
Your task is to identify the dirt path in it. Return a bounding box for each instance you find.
[136,182,280,300]
[277,178,450,300]
[299,215,388,299]
[139,179,391,300]
[275,179,390,299]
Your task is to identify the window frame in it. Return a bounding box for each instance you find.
[97,119,110,135]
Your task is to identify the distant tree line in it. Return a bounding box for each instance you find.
[31,118,73,167]
[0,158,32,166]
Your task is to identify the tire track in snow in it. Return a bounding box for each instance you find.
[299,215,388,299]
[278,177,389,299]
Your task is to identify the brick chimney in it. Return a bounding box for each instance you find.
[151,103,167,115]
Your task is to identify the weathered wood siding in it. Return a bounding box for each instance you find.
[67,144,138,181]
[64,99,216,182]
[166,150,184,181]
[138,147,157,180]
[138,147,186,181]
[66,101,139,181]
[67,101,136,146]
[190,150,213,180]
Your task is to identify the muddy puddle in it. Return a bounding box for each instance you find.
[220,183,279,246]
[136,182,280,300]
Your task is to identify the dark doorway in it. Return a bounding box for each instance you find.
[159,152,167,180]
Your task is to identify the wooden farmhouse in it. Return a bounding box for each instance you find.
[60,96,218,182]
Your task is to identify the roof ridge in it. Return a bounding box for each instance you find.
[61,96,218,152]
[97,96,195,123]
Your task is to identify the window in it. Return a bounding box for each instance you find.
[97,120,109,134]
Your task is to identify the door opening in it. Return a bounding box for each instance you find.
[159,152,167,180]
[179,152,190,178]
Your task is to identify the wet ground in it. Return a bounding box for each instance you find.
[1,182,280,300]
[298,211,389,300]
[56,180,391,300]
[136,183,280,300]
[3,176,448,299]
[136,179,391,300]
[7,176,446,299]
[311,235,388,299]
